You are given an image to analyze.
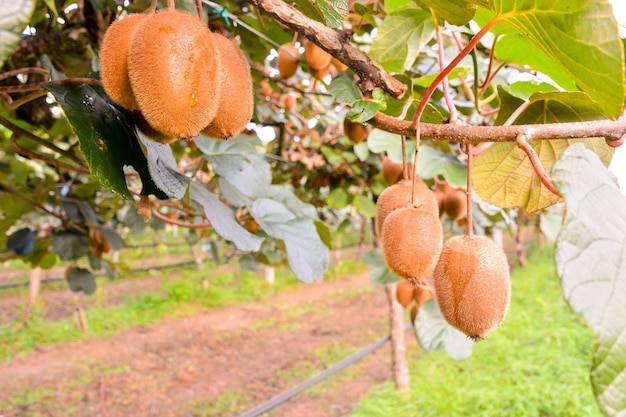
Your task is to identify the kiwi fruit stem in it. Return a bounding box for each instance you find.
[148,0,158,13]
[410,128,421,207]
[465,143,473,237]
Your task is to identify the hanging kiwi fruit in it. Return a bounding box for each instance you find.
[277,42,300,79]
[433,144,511,340]
[201,33,253,139]
[343,118,369,144]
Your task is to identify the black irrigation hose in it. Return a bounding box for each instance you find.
[0,259,199,290]
[238,323,412,417]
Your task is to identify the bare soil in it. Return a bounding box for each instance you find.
[0,254,409,416]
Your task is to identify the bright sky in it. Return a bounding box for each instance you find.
[607,0,626,190]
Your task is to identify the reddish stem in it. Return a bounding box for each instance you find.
[516,133,561,196]
[411,17,499,130]
[435,26,458,123]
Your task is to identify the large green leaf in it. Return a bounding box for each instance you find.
[414,299,475,360]
[369,4,435,74]
[44,83,166,200]
[490,0,625,118]
[137,133,264,252]
[0,0,35,65]
[473,89,614,212]
[415,0,489,26]
[495,34,577,91]
[553,143,626,417]
[290,0,348,28]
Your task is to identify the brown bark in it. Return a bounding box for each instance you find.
[385,282,410,392]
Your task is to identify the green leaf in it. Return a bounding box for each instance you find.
[367,129,466,185]
[414,299,475,360]
[353,194,377,218]
[495,34,577,91]
[327,187,349,209]
[67,267,96,295]
[347,100,379,123]
[473,90,614,212]
[329,76,363,105]
[290,0,347,28]
[44,83,166,200]
[362,248,400,285]
[415,0,488,26]
[100,227,126,251]
[137,134,263,252]
[52,229,89,261]
[0,0,35,65]
[552,143,626,416]
[195,135,272,199]
[250,198,329,283]
[491,0,625,118]
[369,4,435,73]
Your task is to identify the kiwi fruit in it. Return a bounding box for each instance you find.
[127,9,221,139]
[433,235,511,340]
[100,13,146,110]
[277,43,300,79]
[381,206,443,280]
[375,179,439,237]
[413,285,433,306]
[381,156,403,186]
[343,118,368,144]
[304,41,332,73]
[410,303,420,324]
[396,280,414,308]
[443,188,468,220]
[133,111,176,144]
[331,56,348,72]
[201,33,253,139]
[310,65,330,80]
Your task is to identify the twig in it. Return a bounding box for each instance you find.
[370,113,626,143]
[244,0,407,98]
[515,133,561,196]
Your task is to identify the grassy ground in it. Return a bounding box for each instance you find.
[0,257,366,362]
[349,246,602,417]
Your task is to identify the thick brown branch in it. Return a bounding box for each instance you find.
[245,0,407,99]
[371,113,626,143]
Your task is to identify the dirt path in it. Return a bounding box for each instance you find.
[0,268,411,416]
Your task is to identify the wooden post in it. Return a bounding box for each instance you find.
[385,282,410,392]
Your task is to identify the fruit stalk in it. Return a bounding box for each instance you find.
[466,143,473,237]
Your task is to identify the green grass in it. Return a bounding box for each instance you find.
[349,246,602,417]
[0,258,367,362]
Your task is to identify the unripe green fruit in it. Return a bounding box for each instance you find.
[128,9,221,139]
[434,235,511,340]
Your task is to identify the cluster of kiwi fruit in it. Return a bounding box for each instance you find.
[377,145,511,341]
[396,279,433,325]
[99,0,253,143]
[276,39,347,81]
[433,182,468,221]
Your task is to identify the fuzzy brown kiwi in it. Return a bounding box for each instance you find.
[413,285,433,306]
[443,188,468,220]
[304,41,332,73]
[381,206,443,280]
[201,33,253,139]
[410,303,420,324]
[127,9,221,139]
[375,179,439,237]
[381,156,403,186]
[133,111,177,144]
[277,43,300,79]
[100,13,146,110]
[433,234,511,340]
[343,118,368,144]
[310,64,330,80]
[396,280,414,308]
[331,56,348,72]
